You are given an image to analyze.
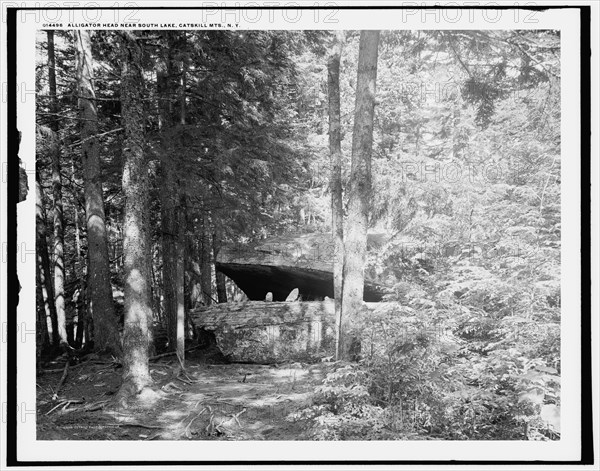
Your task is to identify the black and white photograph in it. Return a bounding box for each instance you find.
[2,2,597,467]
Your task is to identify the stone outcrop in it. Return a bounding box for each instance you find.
[190,300,336,363]
[190,300,399,363]
[215,232,391,302]
[191,300,335,330]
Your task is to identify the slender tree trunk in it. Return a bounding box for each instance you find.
[180,32,187,126]
[158,108,177,351]
[158,32,186,357]
[72,157,86,348]
[185,227,203,310]
[40,252,57,345]
[36,175,59,347]
[36,179,51,358]
[36,260,49,366]
[200,210,212,305]
[160,180,178,350]
[328,31,345,360]
[118,31,153,398]
[340,30,380,361]
[84,271,92,347]
[150,245,162,329]
[175,35,187,363]
[212,229,227,303]
[47,30,68,346]
[75,30,121,355]
[175,196,186,368]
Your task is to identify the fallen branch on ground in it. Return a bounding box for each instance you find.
[230,408,247,427]
[176,375,194,385]
[111,422,163,430]
[45,398,84,415]
[184,408,207,438]
[39,359,113,374]
[52,360,70,400]
[161,382,182,392]
[39,367,67,374]
[216,408,247,432]
[65,399,110,413]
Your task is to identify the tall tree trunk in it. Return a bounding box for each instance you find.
[340,30,380,361]
[36,260,49,366]
[184,218,203,310]
[200,210,212,305]
[175,196,186,368]
[160,178,178,350]
[328,31,344,360]
[75,30,121,354]
[180,32,187,125]
[72,157,86,348]
[36,175,59,347]
[158,91,177,351]
[175,34,187,363]
[36,177,52,356]
[84,271,92,347]
[118,31,153,398]
[47,30,68,346]
[157,32,186,358]
[212,228,227,303]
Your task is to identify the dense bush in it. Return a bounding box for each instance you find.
[292,282,560,440]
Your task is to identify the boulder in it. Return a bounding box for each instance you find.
[285,288,299,302]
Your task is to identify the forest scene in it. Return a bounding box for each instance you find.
[34,29,561,441]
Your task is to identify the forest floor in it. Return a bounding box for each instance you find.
[37,353,327,440]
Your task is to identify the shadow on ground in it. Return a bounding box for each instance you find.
[37,358,331,440]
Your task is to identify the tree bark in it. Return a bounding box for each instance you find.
[157,32,186,359]
[72,157,86,348]
[36,176,52,354]
[36,259,49,367]
[75,30,121,355]
[201,210,213,305]
[118,31,153,397]
[47,30,68,346]
[160,173,179,350]
[327,30,345,360]
[175,196,186,368]
[176,33,188,362]
[36,175,59,347]
[180,32,187,125]
[213,229,228,303]
[340,30,380,361]
[157,39,177,351]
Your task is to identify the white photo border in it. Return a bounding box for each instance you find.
[2,1,595,467]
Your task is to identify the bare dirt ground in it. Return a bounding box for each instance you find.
[37,356,328,440]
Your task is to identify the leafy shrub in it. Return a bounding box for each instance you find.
[293,299,560,441]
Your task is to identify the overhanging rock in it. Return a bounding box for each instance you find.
[216,232,392,302]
